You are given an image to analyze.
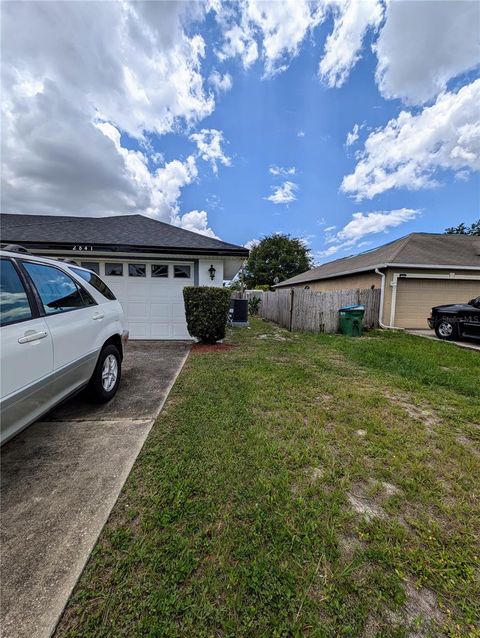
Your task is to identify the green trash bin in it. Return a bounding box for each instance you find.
[339,305,365,337]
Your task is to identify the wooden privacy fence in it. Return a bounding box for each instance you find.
[236,288,380,333]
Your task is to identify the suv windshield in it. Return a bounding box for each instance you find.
[70,266,116,301]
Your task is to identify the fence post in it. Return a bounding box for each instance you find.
[289,288,295,332]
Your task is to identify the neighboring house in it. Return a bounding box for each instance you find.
[0,213,248,340]
[275,233,480,329]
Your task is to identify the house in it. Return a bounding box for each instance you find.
[274,233,480,329]
[0,213,248,339]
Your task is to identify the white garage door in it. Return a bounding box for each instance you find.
[395,278,480,329]
[98,261,193,340]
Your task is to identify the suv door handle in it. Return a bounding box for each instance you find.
[92,312,105,320]
[18,331,49,344]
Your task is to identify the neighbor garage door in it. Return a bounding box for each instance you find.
[99,261,193,340]
[395,278,480,329]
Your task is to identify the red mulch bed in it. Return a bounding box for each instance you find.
[191,343,235,353]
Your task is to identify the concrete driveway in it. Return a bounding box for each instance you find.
[406,329,480,352]
[0,341,190,638]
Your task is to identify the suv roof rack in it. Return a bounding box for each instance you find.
[1,243,31,254]
[56,258,79,265]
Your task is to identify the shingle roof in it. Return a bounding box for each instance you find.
[0,213,248,257]
[276,233,480,287]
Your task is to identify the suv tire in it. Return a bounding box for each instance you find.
[434,317,458,341]
[88,344,122,402]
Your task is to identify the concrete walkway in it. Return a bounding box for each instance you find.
[0,341,190,638]
[406,329,480,352]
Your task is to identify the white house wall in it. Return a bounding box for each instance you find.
[198,259,223,286]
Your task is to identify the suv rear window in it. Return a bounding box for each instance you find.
[70,267,116,301]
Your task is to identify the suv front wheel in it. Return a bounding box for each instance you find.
[434,317,458,341]
[89,344,122,402]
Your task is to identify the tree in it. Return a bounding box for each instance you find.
[444,220,480,235]
[244,233,312,288]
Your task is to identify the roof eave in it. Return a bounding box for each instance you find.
[4,240,249,258]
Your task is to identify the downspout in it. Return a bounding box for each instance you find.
[389,272,399,327]
[375,268,403,330]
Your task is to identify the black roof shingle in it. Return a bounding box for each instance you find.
[0,213,248,257]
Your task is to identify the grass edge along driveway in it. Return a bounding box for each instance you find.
[56,319,480,638]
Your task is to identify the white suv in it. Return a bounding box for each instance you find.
[0,249,128,445]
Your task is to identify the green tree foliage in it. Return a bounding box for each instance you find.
[444,219,480,235]
[245,234,312,288]
[183,287,231,343]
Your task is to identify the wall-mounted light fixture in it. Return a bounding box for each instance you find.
[208,264,216,280]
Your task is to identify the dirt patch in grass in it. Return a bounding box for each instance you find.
[191,343,236,353]
[401,579,444,637]
[348,480,404,522]
[381,481,401,496]
[456,434,480,458]
[338,533,365,561]
[348,492,386,521]
[257,333,293,342]
[383,391,442,432]
[315,392,334,402]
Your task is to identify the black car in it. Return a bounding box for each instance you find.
[428,296,480,340]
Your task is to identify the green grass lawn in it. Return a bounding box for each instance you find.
[56,319,480,638]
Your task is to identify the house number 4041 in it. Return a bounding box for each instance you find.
[72,245,93,251]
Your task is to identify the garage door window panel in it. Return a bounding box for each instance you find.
[129,264,146,277]
[22,263,96,315]
[0,260,34,325]
[105,263,123,277]
[174,265,191,279]
[80,261,100,274]
[152,264,169,278]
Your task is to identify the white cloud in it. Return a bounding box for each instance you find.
[244,238,260,250]
[208,70,233,94]
[318,245,344,258]
[94,121,200,217]
[320,208,419,257]
[216,22,259,69]
[245,0,324,76]
[265,180,298,204]
[299,234,316,247]
[269,165,296,176]
[345,123,360,146]
[190,128,231,174]
[319,0,383,88]
[331,209,419,244]
[342,79,480,200]
[1,1,218,236]
[297,130,305,137]
[173,210,220,238]
[215,0,381,85]
[375,0,480,105]
[215,0,323,76]
[214,0,479,107]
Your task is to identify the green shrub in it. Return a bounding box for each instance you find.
[248,296,262,316]
[183,287,231,343]
[254,284,270,291]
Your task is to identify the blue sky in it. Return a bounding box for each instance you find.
[2,1,479,263]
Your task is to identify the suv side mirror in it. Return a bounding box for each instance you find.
[468,297,480,308]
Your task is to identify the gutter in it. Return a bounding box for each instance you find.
[7,241,249,259]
